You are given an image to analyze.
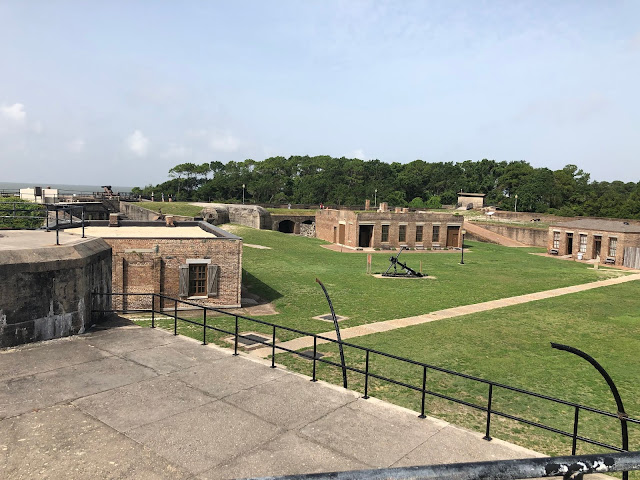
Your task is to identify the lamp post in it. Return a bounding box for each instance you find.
[514,194,518,212]
[460,229,466,264]
[551,342,629,480]
[374,189,378,208]
[242,184,245,205]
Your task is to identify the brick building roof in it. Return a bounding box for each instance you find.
[552,218,640,233]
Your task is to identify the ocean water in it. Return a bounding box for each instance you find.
[0,182,134,194]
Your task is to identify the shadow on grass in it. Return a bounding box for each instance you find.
[242,269,283,303]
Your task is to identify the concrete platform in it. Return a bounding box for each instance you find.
[0,229,92,250]
[1,317,562,479]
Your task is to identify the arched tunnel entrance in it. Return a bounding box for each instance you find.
[278,220,295,233]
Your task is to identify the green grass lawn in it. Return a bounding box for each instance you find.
[131,226,638,467]
[276,280,640,463]
[266,208,318,215]
[132,201,204,217]
[229,226,622,337]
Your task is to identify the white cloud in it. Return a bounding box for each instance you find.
[68,138,85,153]
[126,130,149,156]
[161,143,191,158]
[185,128,241,153]
[1,103,27,124]
[350,148,366,159]
[209,131,240,152]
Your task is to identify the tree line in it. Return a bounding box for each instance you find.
[131,157,640,218]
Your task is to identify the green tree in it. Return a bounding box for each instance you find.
[408,197,426,208]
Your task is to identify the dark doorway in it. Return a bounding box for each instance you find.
[593,236,602,258]
[338,224,346,244]
[566,233,573,255]
[446,226,460,247]
[333,226,337,243]
[358,225,373,248]
[278,220,295,233]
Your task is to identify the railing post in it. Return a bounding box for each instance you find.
[484,383,493,441]
[202,308,207,345]
[572,406,580,455]
[233,315,239,356]
[55,208,59,245]
[271,325,276,368]
[174,300,178,335]
[81,207,85,238]
[151,294,155,328]
[551,342,629,480]
[363,350,370,399]
[419,365,427,418]
[311,336,318,382]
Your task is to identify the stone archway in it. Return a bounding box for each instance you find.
[278,220,295,234]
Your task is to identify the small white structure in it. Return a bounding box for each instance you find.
[457,192,485,210]
[20,187,59,204]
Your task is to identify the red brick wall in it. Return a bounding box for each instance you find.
[547,226,640,266]
[316,209,464,249]
[106,237,242,309]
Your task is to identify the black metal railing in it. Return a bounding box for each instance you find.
[0,202,87,243]
[0,202,48,229]
[92,292,639,457]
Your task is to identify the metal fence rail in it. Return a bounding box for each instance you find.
[92,292,639,458]
[0,203,87,243]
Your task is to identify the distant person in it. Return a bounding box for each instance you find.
[320,202,323,209]
[287,203,291,209]
[161,193,165,202]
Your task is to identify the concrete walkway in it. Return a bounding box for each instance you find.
[252,273,640,358]
[0,318,555,479]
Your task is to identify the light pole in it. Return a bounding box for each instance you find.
[242,184,245,205]
[374,189,378,208]
[460,229,466,264]
[551,342,629,480]
[514,194,518,212]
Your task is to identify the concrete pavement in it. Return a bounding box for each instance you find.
[1,317,554,479]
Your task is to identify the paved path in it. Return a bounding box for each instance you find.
[463,221,530,247]
[252,272,640,358]
[1,318,554,479]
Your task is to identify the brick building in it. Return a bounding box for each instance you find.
[316,209,464,249]
[77,221,242,309]
[548,219,640,268]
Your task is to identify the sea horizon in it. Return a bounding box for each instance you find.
[0,181,134,194]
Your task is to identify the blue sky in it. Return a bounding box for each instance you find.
[1,0,638,186]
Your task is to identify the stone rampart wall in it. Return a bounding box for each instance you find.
[473,223,548,246]
[0,238,112,348]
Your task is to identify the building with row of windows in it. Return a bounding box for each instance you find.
[548,219,640,269]
[315,209,464,249]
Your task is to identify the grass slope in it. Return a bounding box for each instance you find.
[131,201,204,217]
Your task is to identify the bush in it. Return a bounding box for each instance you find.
[0,197,46,229]
[408,197,426,208]
[425,195,442,209]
